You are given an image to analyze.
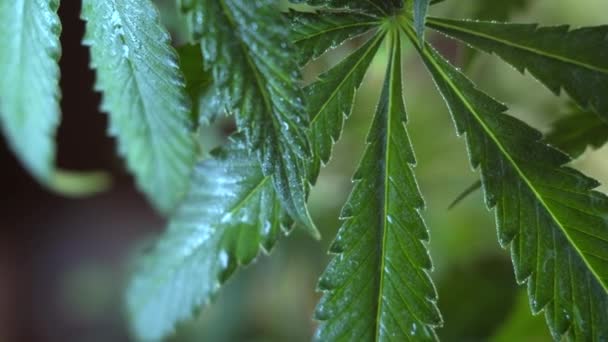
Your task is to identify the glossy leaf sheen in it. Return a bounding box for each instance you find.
[315,32,440,341]
[82,0,196,213]
[0,0,61,182]
[183,0,317,234]
[304,30,385,181]
[127,138,287,341]
[415,35,608,340]
[427,18,608,122]
[289,10,380,66]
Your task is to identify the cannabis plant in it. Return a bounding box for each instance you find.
[1,0,607,340]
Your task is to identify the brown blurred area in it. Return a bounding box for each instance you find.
[0,2,161,341]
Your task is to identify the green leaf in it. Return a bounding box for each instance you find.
[303,30,385,180]
[445,110,606,210]
[413,0,431,43]
[289,10,380,66]
[0,0,61,182]
[127,137,288,341]
[288,0,403,17]
[82,0,197,213]
[315,30,441,341]
[427,18,608,122]
[408,27,608,340]
[182,0,317,236]
[175,43,224,127]
[545,106,608,159]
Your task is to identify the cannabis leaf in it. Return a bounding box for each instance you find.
[82,0,197,213]
[449,104,608,209]
[303,29,385,180]
[315,31,441,341]
[0,0,61,183]
[127,137,288,341]
[181,0,317,235]
[427,18,608,122]
[407,26,608,339]
[289,10,380,66]
[545,106,608,159]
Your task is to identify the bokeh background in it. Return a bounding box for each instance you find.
[1,0,607,341]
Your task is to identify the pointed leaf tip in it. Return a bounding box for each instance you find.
[0,0,62,185]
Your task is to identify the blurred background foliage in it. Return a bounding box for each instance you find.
[1,0,607,341]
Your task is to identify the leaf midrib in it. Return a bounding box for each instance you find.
[427,18,608,75]
[374,30,425,341]
[403,24,608,293]
[110,1,169,200]
[217,0,287,148]
[375,33,393,341]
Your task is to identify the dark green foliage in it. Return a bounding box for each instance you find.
[546,106,608,158]
[180,0,317,234]
[301,31,385,180]
[407,26,608,339]
[176,44,213,124]
[289,11,380,66]
[315,31,441,341]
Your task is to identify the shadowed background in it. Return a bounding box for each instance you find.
[0,0,606,341]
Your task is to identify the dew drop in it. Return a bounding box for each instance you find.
[218,250,229,269]
[386,215,394,224]
[410,323,417,336]
[262,221,272,235]
[122,44,130,58]
[220,212,232,223]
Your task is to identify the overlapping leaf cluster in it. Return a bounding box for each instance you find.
[126,0,315,340]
